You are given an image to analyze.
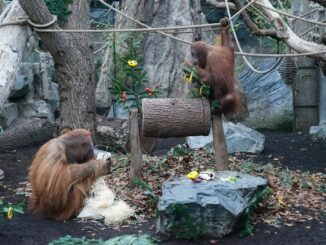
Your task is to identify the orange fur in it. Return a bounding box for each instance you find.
[29,129,110,220]
[189,18,240,115]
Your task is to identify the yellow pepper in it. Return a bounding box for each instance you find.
[128,60,138,67]
[199,85,204,96]
[187,171,199,180]
[183,71,193,83]
[7,206,13,220]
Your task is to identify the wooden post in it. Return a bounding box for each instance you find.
[212,113,228,171]
[129,109,142,179]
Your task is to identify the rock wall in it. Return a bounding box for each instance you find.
[0,51,59,130]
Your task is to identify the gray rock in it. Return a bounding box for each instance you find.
[19,100,54,121]
[238,54,293,129]
[156,171,267,239]
[187,122,265,154]
[0,103,19,129]
[310,124,326,141]
[90,8,114,24]
[8,64,31,100]
[143,0,209,98]
[108,100,136,119]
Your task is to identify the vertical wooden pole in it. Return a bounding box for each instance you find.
[129,109,142,179]
[212,113,228,171]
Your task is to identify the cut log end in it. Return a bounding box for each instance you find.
[142,98,211,138]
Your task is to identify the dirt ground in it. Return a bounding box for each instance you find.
[0,131,325,245]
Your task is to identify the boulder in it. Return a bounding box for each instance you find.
[19,100,54,121]
[0,103,18,129]
[156,171,267,239]
[310,124,326,141]
[108,100,136,119]
[8,63,32,100]
[187,122,265,154]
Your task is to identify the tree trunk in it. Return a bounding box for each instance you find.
[318,65,326,125]
[142,98,211,138]
[143,0,209,98]
[0,0,29,111]
[18,0,96,134]
[292,0,319,131]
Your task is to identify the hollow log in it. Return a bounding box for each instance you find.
[0,0,29,111]
[142,98,211,138]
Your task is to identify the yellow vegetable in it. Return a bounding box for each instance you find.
[128,60,138,67]
[199,85,204,96]
[187,171,199,180]
[7,206,13,220]
[183,71,193,83]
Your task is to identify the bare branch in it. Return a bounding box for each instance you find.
[232,0,278,38]
[256,0,326,60]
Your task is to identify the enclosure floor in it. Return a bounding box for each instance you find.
[0,131,325,245]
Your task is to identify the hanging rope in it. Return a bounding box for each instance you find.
[225,0,283,74]
[2,0,326,60]
[254,1,326,26]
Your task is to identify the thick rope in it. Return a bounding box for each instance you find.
[2,0,325,59]
[0,15,57,28]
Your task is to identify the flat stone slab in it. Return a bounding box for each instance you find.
[156,171,267,239]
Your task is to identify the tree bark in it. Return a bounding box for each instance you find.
[18,0,96,134]
[0,118,56,152]
[292,0,319,131]
[142,98,211,138]
[0,0,29,111]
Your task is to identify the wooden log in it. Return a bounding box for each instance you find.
[129,109,142,179]
[0,118,56,151]
[212,113,228,171]
[0,0,29,111]
[142,98,211,138]
[0,116,129,153]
